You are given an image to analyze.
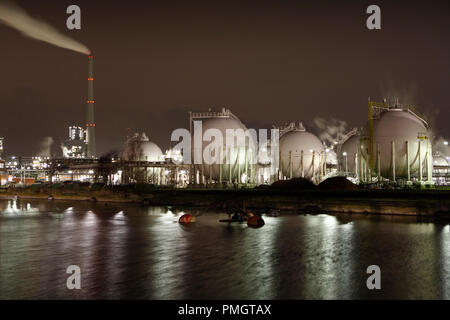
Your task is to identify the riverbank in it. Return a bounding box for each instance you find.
[2,185,450,217]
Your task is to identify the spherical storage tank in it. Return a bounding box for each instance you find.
[192,109,256,182]
[140,140,163,162]
[371,108,430,178]
[339,131,360,175]
[279,122,324,181]
[123,132,163,162]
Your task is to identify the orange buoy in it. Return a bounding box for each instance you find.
[179,214,196,224]
[247,215,265,228]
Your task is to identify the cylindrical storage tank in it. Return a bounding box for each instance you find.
[193,115,256,182]
[279,127,324,181]
[372,109,430,178]
[339,133,360,176]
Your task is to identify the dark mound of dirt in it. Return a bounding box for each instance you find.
[318,176,357,190]
[269,178,316,190]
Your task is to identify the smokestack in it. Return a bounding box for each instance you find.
[86,55,96,158]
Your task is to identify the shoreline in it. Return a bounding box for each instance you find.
[2,188,450,218]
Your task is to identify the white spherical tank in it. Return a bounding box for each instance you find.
[193,113,256,182]
[123,133,163,162]
[371,109,430,178]
[139,141,163,162]
[280,127,324,181]
[339,133,359,175]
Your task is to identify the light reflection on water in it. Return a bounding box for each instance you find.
[1,199,450,299]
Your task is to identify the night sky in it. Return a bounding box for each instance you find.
[0,0,449,156]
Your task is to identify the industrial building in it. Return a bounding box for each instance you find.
[432,153,450,185]
[1,54,448,188]
[2,98,449,188]
[61,126,88,158]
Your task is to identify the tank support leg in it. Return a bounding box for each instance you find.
[391,141,396,182]
[406,141,410,183]
[377,144,381,182]
[427,140,433,183]
[418,141,422,182]
[289,151,292,179]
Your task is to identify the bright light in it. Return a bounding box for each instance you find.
[343,152,347,156]
[88,170,94,174]
[445,141,449,146]
[325,148,330,153]
[68,170,73,174]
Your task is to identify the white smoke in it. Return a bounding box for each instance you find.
[0,0,90,55]
[313,117,348,145]
[378,78,440,129]
[122,132,144,161]
[433,136,450,158]
[38,136,53,157]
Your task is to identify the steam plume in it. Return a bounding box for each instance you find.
[313,117,348,145]
[0,0,90,55]
[38,137,53,157]
[433,136,450,158]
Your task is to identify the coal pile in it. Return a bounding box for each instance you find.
[318,176,357,190]
[269,178,316,190]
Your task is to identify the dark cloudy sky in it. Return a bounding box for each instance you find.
[0,0,449,156]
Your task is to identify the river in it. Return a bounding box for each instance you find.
[1,198,450,299]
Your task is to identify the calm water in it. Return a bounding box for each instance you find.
[1,198,450,299]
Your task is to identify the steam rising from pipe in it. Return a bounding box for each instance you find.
[0,0,90,55]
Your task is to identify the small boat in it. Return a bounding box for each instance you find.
[178,214,196,224]
[247,215,265,228]
[220,209,265,228]
[219,211,246,223]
